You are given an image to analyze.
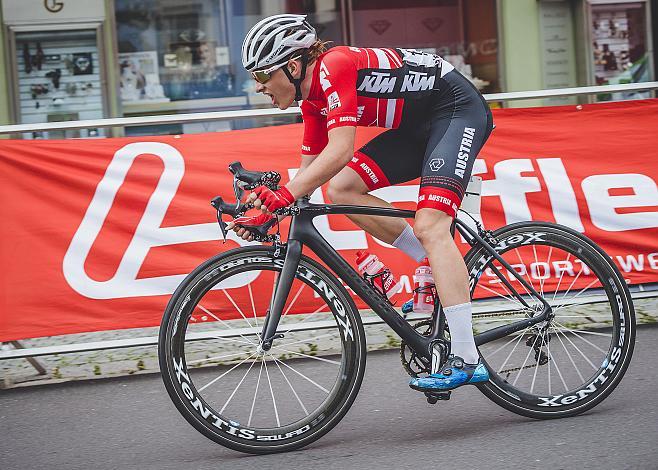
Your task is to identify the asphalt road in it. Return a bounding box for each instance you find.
[2,327,658,470]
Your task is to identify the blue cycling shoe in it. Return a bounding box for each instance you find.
[401,299,414,316]
[409,355,489,392]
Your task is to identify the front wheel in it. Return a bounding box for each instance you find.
[158,246,367,454]
[466,222,635,419]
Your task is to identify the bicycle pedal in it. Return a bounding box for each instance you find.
[425,391,451,404]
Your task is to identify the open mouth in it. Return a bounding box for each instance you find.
[263,92,275,105]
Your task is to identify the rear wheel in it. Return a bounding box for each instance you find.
[159,247,367,453]
[465,222,635,419]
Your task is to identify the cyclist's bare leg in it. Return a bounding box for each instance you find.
[413,208,469,307]
[327,166,408,244]
[413,208,479,365]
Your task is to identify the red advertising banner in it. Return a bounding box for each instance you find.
[1,99,657,342]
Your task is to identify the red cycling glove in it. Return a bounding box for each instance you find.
[253,185,295,212]
[232,212,274,228]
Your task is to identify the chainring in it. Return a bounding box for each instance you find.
[399,319,450,377]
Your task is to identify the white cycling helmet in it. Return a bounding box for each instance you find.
[241,14,317,72]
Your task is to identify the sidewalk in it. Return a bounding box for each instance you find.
[2,298,656,389]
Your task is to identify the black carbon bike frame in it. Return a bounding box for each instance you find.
[257,198,552,364]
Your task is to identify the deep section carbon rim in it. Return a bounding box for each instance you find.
[159,248,366,453]
[467,223,635,417]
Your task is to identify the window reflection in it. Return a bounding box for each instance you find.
[350,0,499,93]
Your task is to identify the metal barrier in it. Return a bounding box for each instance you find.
[1,82,657,365]
[0,82,657,135]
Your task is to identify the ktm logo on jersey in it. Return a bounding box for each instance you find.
[357,68,437,96]
[401,71,435,92]
[357,71,396,93]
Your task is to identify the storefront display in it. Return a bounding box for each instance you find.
[13,29,107,139]
[115,0,237,108]
[118,51,168,103]
[589,0,652,101]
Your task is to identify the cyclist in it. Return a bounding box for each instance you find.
[229,14,493,392]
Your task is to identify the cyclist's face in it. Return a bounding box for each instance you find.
[254,61,298,110]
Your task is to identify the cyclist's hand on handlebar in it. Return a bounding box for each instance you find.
[227,212,275,242]
[250,185,295,213]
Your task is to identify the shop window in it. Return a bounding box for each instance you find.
[350,0,500,93]
[116,0,345,134]
[115,0,234,108]
[590,1,652,101]
[13,29,107,139]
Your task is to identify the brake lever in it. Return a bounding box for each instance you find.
[211,196,254,243]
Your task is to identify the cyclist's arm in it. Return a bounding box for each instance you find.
[298,154,317,176]
[286,126,356,199]
[287,50,358,198]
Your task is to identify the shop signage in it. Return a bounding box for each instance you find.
[1,0,104,25]
[539,0,577,105]
[0,100,657,341]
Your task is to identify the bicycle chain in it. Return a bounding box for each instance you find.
[499,362,542,376]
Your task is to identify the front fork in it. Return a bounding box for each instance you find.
[258,239,302,351]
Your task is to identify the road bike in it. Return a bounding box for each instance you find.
[159,162,635,454]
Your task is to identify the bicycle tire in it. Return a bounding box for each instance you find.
[158,246,367,454]
[465,222,635,419]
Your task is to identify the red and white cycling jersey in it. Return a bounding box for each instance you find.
[300,46,455,156]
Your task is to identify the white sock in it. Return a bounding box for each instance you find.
[392,224,427,262]
[443,302,479,364]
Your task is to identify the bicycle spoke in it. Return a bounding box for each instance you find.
[269,352,309,416]
[548,332,569,392]
[551,253,572,303]
[483,327,531,359]
[247,360,264,427]
[556,266,585,307]
[476,283,527,311]
[198,305,257,346]
[272,356,330,394]
[551,324,599,370]
[497,332,528,374]
[220,290,255,329]
[551,326,612,338]
[247,283,259,328]
[187,349,253,366]
[198,352,257,393]
[553,278,602,312]
[547,330,552,395]
[537,245,553,298]
[283,283,307,317]
[270,346,341,366]
[554,314,609,320]
[219,358,258,415]
[274,332,336,351]
[491,268,534,307]
[551,327,585,383]
[204,335,256,347]
[552,320,608,355]
[279,303,330,337]
[263,358,281,427]
[530,329,547,394]
[514,247,537,298]
[511,334,540,386]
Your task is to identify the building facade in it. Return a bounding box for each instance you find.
[0,0,655,138]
